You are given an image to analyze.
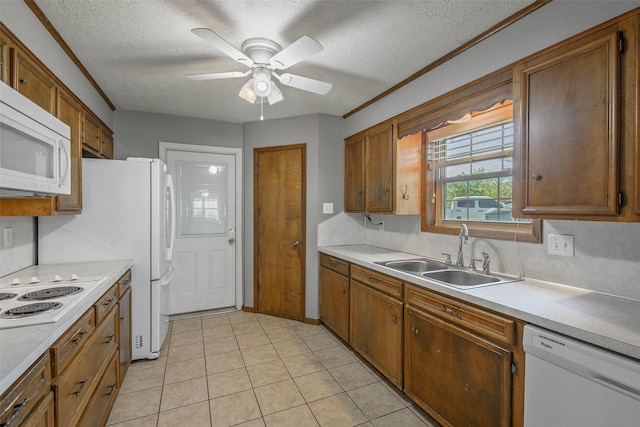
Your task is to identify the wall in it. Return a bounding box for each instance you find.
[333,1,640,301]
[113,109,244,159]
[243,114,344,319]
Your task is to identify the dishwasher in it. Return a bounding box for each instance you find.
[523,325,640,427]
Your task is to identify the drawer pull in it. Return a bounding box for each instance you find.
[103,298,115,308]
[439,305,458,317]
[367,276,378,284]
[329,260,337,267]
[2,377,45,427]
[72,379,88,397]
[104,384,117,397]
[71,331,87,346]
[104,335,115,344]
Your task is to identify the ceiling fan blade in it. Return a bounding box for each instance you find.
[269,36,323,70]
[191,28,253,66]
[186,71,251,80]
[276,73,332,95]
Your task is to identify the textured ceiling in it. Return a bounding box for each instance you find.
[35,0,536,123]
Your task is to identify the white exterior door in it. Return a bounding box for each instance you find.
[165,148,239,314]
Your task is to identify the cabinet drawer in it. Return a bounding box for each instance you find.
[351,265,403,299]
[87,307,118,377]
[50,309,95,377]
[95,284,118,325]
[319,253,349,276]
[405,284,515,345]
[0,353,51,426]
[78,352,118,427]
[117,270,132,298]
[54,307,117,427]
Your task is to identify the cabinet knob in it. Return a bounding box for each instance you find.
[532,174,542,181]
[383,188,389,193]
[19,78,27,84]
[391,315,397,323]
[410,327,419,335]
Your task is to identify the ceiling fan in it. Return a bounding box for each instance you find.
[187,28,333,106]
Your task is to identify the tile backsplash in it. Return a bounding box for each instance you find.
[0,216,35,277]
[319,213,640,301]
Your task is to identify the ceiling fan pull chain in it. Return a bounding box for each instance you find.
[260,96,264,121]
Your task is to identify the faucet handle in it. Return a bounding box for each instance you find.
[441,252,452,265]
[469,257,482,271]
[481,252,490,274]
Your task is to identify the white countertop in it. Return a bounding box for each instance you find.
[319,245,640,361]
[0,260,133,396]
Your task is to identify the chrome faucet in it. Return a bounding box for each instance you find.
[456,224,469,267]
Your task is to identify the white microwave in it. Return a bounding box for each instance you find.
[0,81,71,197]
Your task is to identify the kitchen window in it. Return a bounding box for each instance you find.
[422,101,541,242]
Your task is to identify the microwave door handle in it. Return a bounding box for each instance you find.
[58,140,71,187]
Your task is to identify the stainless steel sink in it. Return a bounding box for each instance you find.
[375,257,520,289]
[376,259,450,273]
[421,269,500,287]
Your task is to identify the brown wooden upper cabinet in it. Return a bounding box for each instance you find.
[345,122,421,214]
[0,24,114,216]
[513,15,639,221]
[14,49,56,114]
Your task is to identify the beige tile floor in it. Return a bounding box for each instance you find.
[106,311,440,427]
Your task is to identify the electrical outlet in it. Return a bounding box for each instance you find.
[2,227,13,248]
[322,202,334,214]
[548,234,575,257]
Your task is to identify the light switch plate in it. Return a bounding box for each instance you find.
[547,234,574,257]
[323,203,334,214]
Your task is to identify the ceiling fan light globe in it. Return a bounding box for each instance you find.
[239,79,257,103]
[267,83,284,105]
[253,69,272,97]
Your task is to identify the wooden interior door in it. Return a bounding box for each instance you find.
[254,144,306,320]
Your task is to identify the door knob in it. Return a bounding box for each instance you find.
[228,238,235,245]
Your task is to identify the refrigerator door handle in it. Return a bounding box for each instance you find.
[160,266,175,286]
[166,174,177,262]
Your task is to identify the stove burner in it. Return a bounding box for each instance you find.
[18,286,83,301]
[0,292,17,301]
[0,302,63,318]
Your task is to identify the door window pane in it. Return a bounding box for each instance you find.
[176,161,227,236]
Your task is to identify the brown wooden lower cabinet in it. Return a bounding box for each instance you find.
[319,265,350,342]
[0,269,132,427]
[350,279,403,388]
[78,352,118,427]
[405,306,512,427]
[319,255,526,426]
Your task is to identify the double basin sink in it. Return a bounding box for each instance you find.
[374,258,520,290]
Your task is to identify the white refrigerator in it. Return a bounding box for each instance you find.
[38,158,176,360]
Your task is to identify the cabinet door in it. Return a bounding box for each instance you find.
[56,87,83,213]
[319,266,349,342]
[345,134,365,212]
[83,111,102,152]
[365,124,395,212]
[101,129,114,159]
[15,50,55,113]
[118,286,132,386]
[514,28,622,217]
[350,280,403,387]
[405,307,512,427]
